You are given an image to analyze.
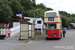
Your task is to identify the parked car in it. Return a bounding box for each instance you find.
[66,27,71,29]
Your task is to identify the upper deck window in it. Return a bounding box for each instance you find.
[46,12,56,17]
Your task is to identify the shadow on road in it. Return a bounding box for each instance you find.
[46,38,61,40]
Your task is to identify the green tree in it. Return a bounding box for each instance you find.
[60,14,70,27]
[10,0,24,19]
[36,3,46,9]
[0,0,13,23]
[20,0,36,17]
[31,0,36,3]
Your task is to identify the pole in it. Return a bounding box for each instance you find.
[21,17,22,22]
[34,11,35,23]
[21,14,22,22]
[33,9,39,23]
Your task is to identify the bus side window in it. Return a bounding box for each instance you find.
[55,25,56,29]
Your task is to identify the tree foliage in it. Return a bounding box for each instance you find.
[59,11,75,27]
[0,0,75,27]
[0,0,13,23]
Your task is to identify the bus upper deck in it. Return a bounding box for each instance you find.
[44,11,61,24]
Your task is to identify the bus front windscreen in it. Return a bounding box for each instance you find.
[46,12,56,17]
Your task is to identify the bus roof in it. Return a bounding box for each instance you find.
[45,11,59,13]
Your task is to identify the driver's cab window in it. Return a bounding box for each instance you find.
[48,24,56,29]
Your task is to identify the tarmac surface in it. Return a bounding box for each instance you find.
[0,29,75,50]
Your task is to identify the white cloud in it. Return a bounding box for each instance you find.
[36,0,75,14]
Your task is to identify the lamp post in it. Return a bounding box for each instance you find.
[34,11,35,23]
[33,9,39,23]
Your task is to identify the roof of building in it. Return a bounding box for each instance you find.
[24,17,42,23]
[37,17,42,21]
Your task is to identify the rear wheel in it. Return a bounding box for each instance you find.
[45,37,48,40]
[59,37,61,39]
[61,34,62,37]
[59,34,62,39]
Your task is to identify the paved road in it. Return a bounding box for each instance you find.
[0,29,75,50]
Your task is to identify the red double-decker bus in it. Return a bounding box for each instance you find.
[44,11,62,39]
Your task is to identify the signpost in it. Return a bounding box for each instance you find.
[5,30,11,34]
[5,30,11,37]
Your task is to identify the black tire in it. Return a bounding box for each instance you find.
[61,34,62,37]
[45,37,48,40]
[59,37,61,39]
[59,35,62,39]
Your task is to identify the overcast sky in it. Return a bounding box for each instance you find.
[36,0,75,14]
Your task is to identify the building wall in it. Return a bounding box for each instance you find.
[24,17,44,30]
[35,20,43,29]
